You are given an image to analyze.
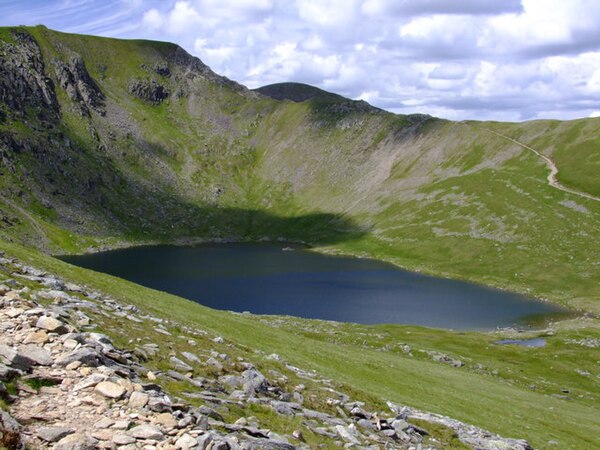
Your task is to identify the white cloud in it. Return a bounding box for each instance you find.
[142,9,163,30]
[3,0,600,121]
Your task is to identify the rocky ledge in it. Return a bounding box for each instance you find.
[0,251,532,449]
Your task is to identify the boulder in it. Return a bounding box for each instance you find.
[17,344,53,366]
[0,345,30,371]
[94,381,125,399]
[155,412,178,430]
[181,351,200,363]
[129,424,164,440]
[335,425,361,444]
[175,433,198,449]
[245,440,296,450]
[128,391,149,408]
[170,356,193,372]
[56,348,104,367]
[35,316,67,334]
[112,433,136,445]
[241,367,268,396]
[54,433,98,450]
[196,433,213,450]
[36,426,74,443]
[23,330,50,344]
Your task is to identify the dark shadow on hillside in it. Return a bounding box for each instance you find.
[111,198,368,246]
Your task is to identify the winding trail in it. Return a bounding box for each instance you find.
[0,195,50,245]
[486,129,600,203]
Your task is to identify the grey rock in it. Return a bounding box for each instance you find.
[271,401,300,416]
[36,426,74,443]
[147,395,173,412]
[181,351,200,363]
[241,367,268,396]
[73,373,107,391]
[86,332,114,351]
[128,78,169,104]
[56,348,104,367]
[128,391,149,408]
[357,418,376,430]
[53,55,105,116]
[219,374,242,389]
[0,410,21,448]
[335,425,361,444]
[0,362,21,381]
[196,433,213,449]
[210,442,229,450]
[94,417,115,429]
[94,381,125,399]
[129,423,164,440]
[206,357,223,372]
[170,356,193,372]
[391,419,409,432]
[35,315,67,333]
[245,439,296,450]
[175,433,198,449]
[54,433,98,450]
[0,344,33,371]
[113,433,136,445]
[17,344,53,366]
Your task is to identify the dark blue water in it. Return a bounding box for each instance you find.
[60,243,569,330]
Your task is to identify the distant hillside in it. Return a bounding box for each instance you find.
[0,26,599,314]
[254,81,381,113]
[254,81,347,102]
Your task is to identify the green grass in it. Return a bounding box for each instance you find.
[1,25,600,450]
[1,239,598,450]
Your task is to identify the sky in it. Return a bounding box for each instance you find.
[1,0,600,122]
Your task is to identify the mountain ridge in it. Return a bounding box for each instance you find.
[0,25,599,316]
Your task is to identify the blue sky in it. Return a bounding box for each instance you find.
[2,0,600,121]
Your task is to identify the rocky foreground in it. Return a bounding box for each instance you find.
[0,251,533,449]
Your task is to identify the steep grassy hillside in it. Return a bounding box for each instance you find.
[0,26,598,314]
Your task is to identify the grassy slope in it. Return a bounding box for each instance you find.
[2,239,599,450]
[1,27,599,314]
[1,27,600,449]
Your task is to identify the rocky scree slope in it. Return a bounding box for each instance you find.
[0,250,533,449]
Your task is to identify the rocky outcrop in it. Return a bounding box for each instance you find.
[0,250,533,449]
[0,30,58,119]
[128,78,169,104]
[53,55,105,116]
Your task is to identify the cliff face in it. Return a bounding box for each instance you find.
[0,30,58,117]
[0,26,599,312]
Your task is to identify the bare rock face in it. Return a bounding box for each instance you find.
[53,55,105,116]
[0,30,59,119]
[128,78,169,104]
